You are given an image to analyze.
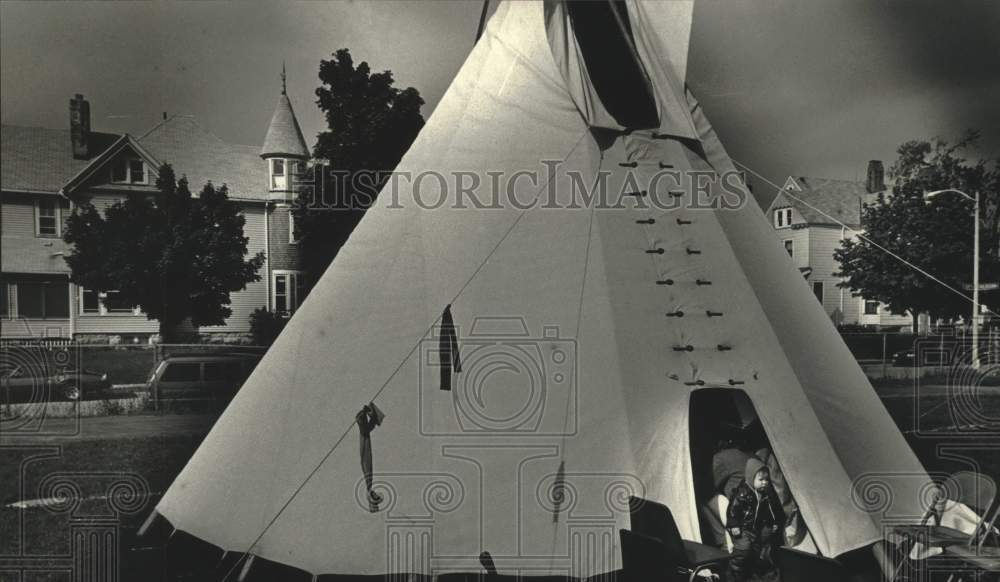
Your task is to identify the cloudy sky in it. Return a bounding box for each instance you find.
[2,0,998,207]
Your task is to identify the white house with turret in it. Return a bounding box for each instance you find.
[1,83,312,343]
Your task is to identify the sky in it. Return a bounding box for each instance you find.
[2,0,998,207]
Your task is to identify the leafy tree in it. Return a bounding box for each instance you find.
[835,132,999,333]
[63,164,264,342]
[294,48,425,284]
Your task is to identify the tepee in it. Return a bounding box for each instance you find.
[150,1,974,579]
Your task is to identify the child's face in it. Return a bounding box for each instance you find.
[753,469,770,491]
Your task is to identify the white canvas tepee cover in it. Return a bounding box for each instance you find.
[156,1,969,577]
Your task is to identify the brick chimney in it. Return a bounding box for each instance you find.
[866,160,885,193]
[70,94,91,159]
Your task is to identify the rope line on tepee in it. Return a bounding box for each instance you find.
[734,159,999,318]
[545,150,600,573]
[220,128,594,582]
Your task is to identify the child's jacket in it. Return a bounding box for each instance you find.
[726,457,786,535]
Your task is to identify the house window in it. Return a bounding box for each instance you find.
[36,199,61,237]
[0,282,8,317]
[14,279,69,319]
[104,291,135,314]
[81,289,101,314]
[270,158,287,191]
[783,239,794,257]
[813,281,824,304]
[111,158,148,184]
[773,207,792,228]
[272,271,305,315]
[864,300,879,315]
[129,159,146,184]
[79,288,138,316]
[289,211,298,244]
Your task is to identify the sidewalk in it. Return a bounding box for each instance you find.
[0,412,218,443]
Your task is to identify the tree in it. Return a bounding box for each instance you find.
[294,48,425,284]
[63,164,265,342]
[835,132,1000,333]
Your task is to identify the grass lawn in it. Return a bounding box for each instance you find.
[0,384,996,580]
[878,390,1000,480]
[1,430,206,580]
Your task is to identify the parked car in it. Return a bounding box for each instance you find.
[0,365,112,404]
[145,354,262,401]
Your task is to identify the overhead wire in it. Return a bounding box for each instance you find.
[734,160,998,318]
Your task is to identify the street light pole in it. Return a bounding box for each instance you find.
[973,190,980,369]
[926,188,980,369]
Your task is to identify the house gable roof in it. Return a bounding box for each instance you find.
[767,176,882,228]
[61,134,162,195]
[139,115,269,202]
[3,115,272,202]
[0,125,120,194]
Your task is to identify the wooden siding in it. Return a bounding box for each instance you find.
[3,186,270,338]
[71,203,268,336]
[202,204,268,333]
[805,225,912,327]
[267,204,301,271]
[2,194,38,238]
[2,193,71,274]
[2,317,71,338]
[2,193,70,239]
[85,193,126,214]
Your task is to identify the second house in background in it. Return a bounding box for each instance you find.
[767,160,914,330]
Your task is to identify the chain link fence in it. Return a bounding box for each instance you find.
[841,330,1000,379]
[1,342,268,416]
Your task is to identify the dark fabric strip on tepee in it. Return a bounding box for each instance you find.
[356,402,386,512]
[439,304,463,390]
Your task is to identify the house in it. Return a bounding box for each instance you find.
[766,160,915,329]
[1,88,310,343]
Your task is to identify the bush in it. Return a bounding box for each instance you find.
[249,308,289,347]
